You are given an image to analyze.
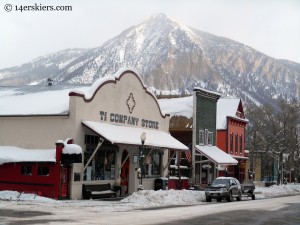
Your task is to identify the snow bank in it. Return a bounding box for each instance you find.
[121,189,205,207]
[255,183,300,199]
[0,191,56,203]
[1,184,300,210]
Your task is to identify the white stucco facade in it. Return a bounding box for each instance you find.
[0,69,188,199]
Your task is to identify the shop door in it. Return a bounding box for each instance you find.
[121,150,130,194]
[60,167,69,199]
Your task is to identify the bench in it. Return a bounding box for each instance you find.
[82,183,116,199]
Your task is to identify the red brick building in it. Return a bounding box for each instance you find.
[216,99,248,182]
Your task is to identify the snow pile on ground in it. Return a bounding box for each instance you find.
[0,184,300,209]
[255,183,300,199]
[121,189,205,207]
[121,184,300,206]
[0,190,57,202]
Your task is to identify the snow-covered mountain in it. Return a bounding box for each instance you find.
[0,48,89,86]
[1,14,299,105]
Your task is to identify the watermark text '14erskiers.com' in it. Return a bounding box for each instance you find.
[4,3,72,12]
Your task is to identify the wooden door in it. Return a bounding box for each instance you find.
[60,167,69,199]
[121,150,130,194]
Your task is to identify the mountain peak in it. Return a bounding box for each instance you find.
[145,13,187,30]
[149,13,169,20]
[134,13,199,48]
[0,14,299,104]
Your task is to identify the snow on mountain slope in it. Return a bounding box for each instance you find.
[0,14,299,106]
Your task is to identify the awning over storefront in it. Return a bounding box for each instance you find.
[82,121,188,151]
[229,154,248,160]
[195,145,238,165]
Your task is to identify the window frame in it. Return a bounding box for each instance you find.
[230,133,233,153]
[38,166,50,176]
[83,137,117,181]
[239,135,243,154]
[207,131,213,146]
[21,165,32,176]
[143,151,162,178]
[199,130,204,145]
[235,134,238,154]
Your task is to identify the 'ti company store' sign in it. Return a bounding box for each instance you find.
[99,110,159,129]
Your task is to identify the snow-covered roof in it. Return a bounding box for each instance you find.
[0,85,88,116]
[195,145,238,165]
[159,97,248,130]
[82,120,188,151]
[0,68,159,116]
[56,139,83,155]
[69,68,144,99]
[158,96,193,118]
[62,143,82,155]
[0,87,184,118]
[193,87,221,97]
[217,98,247,129]
[0,75,246,130]
[0,146,56,165]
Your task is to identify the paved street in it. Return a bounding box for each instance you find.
[1,195,300,225]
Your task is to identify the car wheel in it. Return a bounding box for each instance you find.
[227,191,233,202]
[217,198,222,202]
[206,196,212,202]
[252,194,255,200]
[236,191,242,201]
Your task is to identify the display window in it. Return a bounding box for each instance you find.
[142,150,162,178]
[84,135,117,181]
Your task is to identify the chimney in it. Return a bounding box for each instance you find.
[55,140,64,163]
[47,78,53,86]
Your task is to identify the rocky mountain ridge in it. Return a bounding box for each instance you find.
[1,14,299,105]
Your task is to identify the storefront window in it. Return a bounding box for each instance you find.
[143,151,162,178]
[84,149,116,181]
[84,135,117,181]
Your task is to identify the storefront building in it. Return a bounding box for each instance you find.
[192,88,238,185]
[216,98,248,182]
[0,69,188,199]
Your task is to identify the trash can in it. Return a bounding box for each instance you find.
[154,178,168,190]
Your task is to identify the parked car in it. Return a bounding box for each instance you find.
[205,177,242,202]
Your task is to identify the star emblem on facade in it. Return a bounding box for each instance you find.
[126,93,136,113]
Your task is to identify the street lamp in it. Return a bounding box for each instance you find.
[139,132,146,190]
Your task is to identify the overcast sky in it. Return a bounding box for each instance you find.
[1,0,299,69]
